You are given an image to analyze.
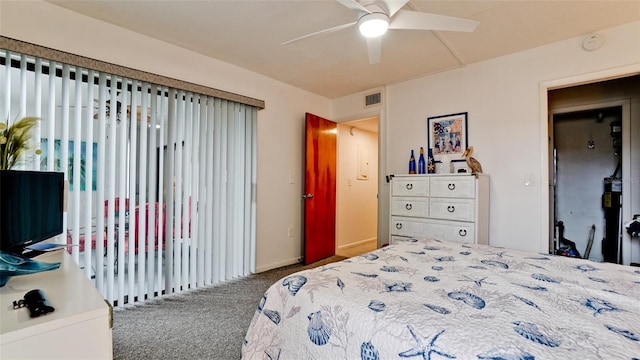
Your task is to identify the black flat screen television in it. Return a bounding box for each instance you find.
[0,170,64,255]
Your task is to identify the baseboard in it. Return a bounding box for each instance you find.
[255,256,302,273]
[256,238,377,273]
[337,237,377,250]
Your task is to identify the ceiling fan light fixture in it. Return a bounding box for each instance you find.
[358,12,389,38]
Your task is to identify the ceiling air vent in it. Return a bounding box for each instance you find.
[364,92,382,108]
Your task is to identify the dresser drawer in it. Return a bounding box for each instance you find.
[390,197,428,217]
[390,216,475,244]
[427,221,475,244]
[430,176,475,198]
[390,216,426,237]
[429,198,475,222]
[391,177,429,197]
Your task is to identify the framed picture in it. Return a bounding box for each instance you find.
[40,139,98,191]
[427,112,468,162]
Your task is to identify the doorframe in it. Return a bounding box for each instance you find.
[538,63,640,260]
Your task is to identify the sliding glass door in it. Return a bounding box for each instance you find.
[1,47,257,306]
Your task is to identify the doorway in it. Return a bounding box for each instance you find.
[551,105,623,262]
[335,117,379,257]
[545,73,639,265]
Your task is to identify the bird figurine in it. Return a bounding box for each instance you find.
[461,146,483,174]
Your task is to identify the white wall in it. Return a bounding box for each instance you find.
[334,21,640,257]
[336,123,378,249]
[0,0,331,272]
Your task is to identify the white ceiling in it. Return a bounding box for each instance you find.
[48,0,640,99]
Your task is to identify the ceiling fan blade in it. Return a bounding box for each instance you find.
[336,0,371,13]
[389,10,479,32]
[380,0,409,17]
[366,36,382,64]
[281,21,357,45]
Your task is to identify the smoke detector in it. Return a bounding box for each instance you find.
[582,33,604,51]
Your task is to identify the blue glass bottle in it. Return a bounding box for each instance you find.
[409,150,416,174]
[427,148,436,174]
[418,147,426,174]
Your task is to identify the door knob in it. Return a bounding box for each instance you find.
[302,193,314,199]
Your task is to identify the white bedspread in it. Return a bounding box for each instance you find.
[242,238,640,359]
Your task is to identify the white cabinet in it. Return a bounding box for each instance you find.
[390,174,489,245]
[0,251,113,359]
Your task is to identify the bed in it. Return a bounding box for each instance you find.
[242,238,640,359]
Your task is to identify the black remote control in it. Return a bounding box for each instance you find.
[23,289,55,318]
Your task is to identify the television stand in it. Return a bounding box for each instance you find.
[0,250,113,359]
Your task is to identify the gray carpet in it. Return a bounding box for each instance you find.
[112,256,347,360]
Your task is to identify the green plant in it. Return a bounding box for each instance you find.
[0,117,42,170]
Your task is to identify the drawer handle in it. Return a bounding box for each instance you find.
[448,183,456,190]
[406,183,413,190]
[395,223,403,230]
[447,205,455,213]
[459,229,467,237]
[405,203,412,210]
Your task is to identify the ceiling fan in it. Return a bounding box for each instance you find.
[282,0,479,64]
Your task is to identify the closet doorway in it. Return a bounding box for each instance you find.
[551,104,625,263]
[547,73,639,264]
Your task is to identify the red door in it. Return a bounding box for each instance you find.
[304,113,337,264]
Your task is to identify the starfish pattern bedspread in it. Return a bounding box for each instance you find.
[242,238,640,359]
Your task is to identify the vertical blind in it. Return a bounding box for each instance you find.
[0,49,258,306]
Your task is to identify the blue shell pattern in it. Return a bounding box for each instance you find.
[241,237,640,359]
[582,298,620,316]
[477,348,535,360]
[361,341,379,360]
[512,321,560,347]
[368,300,386,312]
[481,260,509,269]
[380,266,400,272]
[448,291,486,309]
[263,309,281,325]
[531,273,560,283]
[605,324,640,341]
[424,303,451,314]
[307,311,331,346]
[257,293,267,313]
[282,275,307,296]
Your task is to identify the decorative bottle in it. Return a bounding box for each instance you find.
[409,150,416,174]
[427,148,436,174]
[418,147,426,174]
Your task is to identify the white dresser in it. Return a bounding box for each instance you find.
[389,174,489,245]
